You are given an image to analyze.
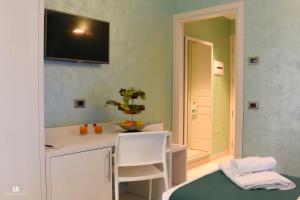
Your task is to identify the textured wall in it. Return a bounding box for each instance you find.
[44,0,173,129]
[44,0,300,177]
[174,0,237,13]
[174,0,300,177]
[185,17,231,155]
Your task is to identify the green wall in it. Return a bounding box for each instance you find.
[185,17,231,155]
[44,0,173,129]
[174,0,238,13]
[175,0,300,177]
[230,20,236,35]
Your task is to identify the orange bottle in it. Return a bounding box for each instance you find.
[93,123,102,134]
[80,124,88,135]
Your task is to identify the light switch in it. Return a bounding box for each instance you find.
[248,56,259,65]
[74,99,86,108]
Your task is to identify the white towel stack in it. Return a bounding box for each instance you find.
[231,157,277,176]
[220,157,296,190]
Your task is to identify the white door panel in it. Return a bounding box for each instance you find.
[196,89,211,96]
[197,107,211,115]
[190,116,212,138]
[190,139,211,152]
[187,39,213,153]
[195,97,212,107]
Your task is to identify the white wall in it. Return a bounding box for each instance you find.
[0,1,44,199]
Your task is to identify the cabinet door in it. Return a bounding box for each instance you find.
[49,148,112,200]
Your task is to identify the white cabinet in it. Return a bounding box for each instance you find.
[46,148,112,200]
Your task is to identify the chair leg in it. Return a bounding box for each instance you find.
[163,175,169,191]
[114,181,119,200]
[149,179,152,200]
[163,160,169,190]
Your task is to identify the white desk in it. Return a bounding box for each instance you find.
[45,122,176,200]
[46,122,164,156]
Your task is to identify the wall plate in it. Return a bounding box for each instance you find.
[214,60,224,76]
[248,56,259,65]
[74,99,86,108]
[248,101,259,110]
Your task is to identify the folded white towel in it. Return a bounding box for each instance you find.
[220,163,296,190]
[231,157,277,176]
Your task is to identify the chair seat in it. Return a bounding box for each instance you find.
[118,165,164,182]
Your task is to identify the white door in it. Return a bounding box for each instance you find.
[49,148,112,200]
[187,38,213,153]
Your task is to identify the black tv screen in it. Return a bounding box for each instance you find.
[45,9,109,64]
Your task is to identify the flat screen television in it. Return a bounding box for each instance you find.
[44,9,109,64]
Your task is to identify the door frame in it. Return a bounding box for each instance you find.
[229,35,236,155]
[184,36,214,154]
[172,1,244,158]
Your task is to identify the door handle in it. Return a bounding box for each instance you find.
[191,102,197,116]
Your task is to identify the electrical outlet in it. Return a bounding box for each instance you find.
[248,101,259,110]
[74,99,86,108]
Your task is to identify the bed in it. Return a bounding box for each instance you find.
[163,170,300,200]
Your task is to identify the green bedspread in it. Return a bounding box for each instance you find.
[170,171,300,200]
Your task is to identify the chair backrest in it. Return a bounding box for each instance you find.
[115,131,169,167]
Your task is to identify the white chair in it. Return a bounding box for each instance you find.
[113,131,170,200]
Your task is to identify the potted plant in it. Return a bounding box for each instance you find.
[105,87,146,130]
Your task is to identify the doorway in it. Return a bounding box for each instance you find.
[172,1,244,160]
[185,37,213,163]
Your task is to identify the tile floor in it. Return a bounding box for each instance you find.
[120,155,234,200]
[187,154,234,180]
[120,192,147,200]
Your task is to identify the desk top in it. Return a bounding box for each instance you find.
[45,122,165,157]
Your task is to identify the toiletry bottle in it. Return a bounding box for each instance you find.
[80,124,88,135]
[93,123,103,134]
